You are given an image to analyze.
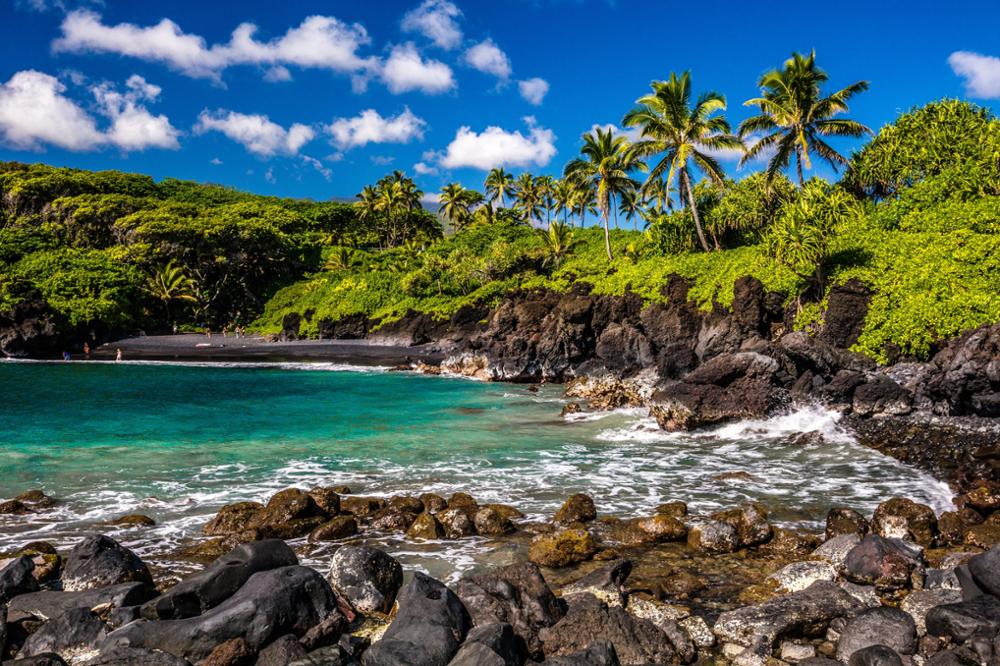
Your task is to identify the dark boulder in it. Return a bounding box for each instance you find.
[140,539,297,620]
[406,512,445,540]
[826,507,869,540]
[541,640,620,666]
[561,560,632,608]
[102,566,340,663]
[871,497,937,546]
[0,297,66,359]
[921,322,1000,417]
[1,656,69,666]
[309,516,358,542]
[925,596,1000,644]
[710,503,772,548]
[246,489,327,539]
[255,634,308,666]
[713,581,863,662]
[361,573,470,666]
[10,583,155,621]
[528,529,596,568]
[835,608,916,663]
[18,608,108,662]
[202,502,264,536]
[847,645,904,666]
[842,535,923,590]
[967,543,1000,597]
[326,546,402,615]
[437,508,475,539]
[819,279,872,349]
[473,507,515,536]
[852,377,913,417]
[454,562,564,661]
[447,623,524,666]
[538,594,681,666]
[554,494,597,525]
[61,535,154,592]
[318,313,371,340]
[0,557,39,602]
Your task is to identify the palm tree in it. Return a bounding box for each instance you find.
[324,247,357,271]
[538,221,582,268]
[740,51,871,185]
[484,167,514,209]
[564,127,644,260]
[145,260,197,324]
[514,172,543,225]
[571,181,598,228]
[623,71,742,252]
[439,182,472,231]
[536,175,555,227]
[552,178,575,226]
[618,187,643,230]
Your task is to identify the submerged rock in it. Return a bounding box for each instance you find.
[686,521,738,553]
[528,529,596,568]
[554,494,597,525]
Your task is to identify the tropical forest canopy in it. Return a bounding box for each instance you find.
[1,52,999,363]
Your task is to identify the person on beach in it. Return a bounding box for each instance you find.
[62,350,71,361]
[82,342,90,357]
[115,348,122,362]
[206,327,212,339]
[222,325,229,338]
[173,324,178,335]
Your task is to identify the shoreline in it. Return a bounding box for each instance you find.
[86,333,448,366]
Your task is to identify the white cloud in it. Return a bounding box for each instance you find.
[263,65,292,82]
[0,70,104,151]
[301,155,332,180]
[0,70,178,152]
[92,75,180,150]
[413,161,437,175]
[590,122,642,143]
[420,192,440,206]
[194,109,315,157]
[265,167,276,184]
[54,10,378,82]
[380,42,455,94]
[518,77,548,105]
[325,107,426,150]
[210,157,223,165]
[401,0,463,50]
[371,155,395,165]
[949,51,1000,99]
[440,117,556,170]
[463,39,511,80]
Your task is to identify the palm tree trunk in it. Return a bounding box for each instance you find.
[681,168,711,252]
[796,148,805,187]
[602,208,613,261]
[612,194,619,229]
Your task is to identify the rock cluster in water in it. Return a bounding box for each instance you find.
[5,483,1000,665]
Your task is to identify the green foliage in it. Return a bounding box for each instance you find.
[846,100,1000,198]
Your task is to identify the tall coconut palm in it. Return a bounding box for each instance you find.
[536,175,556,227]
[145,260,197,324]
[618,187,643,230]
[623,71,742,253]
[439,182,472,231]
[564,127,644,260]
[740,51,871,185]
[484,167,514,209]
[571,181,597,228]
[552,178,576,226]
[513,172,543,225]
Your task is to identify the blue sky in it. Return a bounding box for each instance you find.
[1,0,999,202]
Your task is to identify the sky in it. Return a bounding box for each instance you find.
[1,0,999,203]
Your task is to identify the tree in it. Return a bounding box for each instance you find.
[323,247,357,271]
[767,181,859,306]
[440,182,473,231]
[513,173,544,225]
[536,175,555,227]
[570,180,597,228]
[538,221,582,268]
[145,259,197,323]
[564,127,644,260]
[484,167,514,209]
[740,51,871,185]
[618,187,642,230]
[552,178,576,226]
[623,71,742,252]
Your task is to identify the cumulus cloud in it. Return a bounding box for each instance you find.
[194,109,315,157]
[92,75,180,150]
[440,117,556,170]
[325,107,426,150]
[53,10,378,82]
[949,51,1000,98]
[381,42,455,94]
[413,161,438,175]
[463,39,511,80]
[263,65,292,82]
[401,0,463,50]
[0,70,178,152]
[518,77,548,105]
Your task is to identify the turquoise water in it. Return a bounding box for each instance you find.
[0,360,952,579]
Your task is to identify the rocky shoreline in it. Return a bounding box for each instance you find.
[4,479,1000,665]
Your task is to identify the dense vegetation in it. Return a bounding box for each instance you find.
[2,51,999,363]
